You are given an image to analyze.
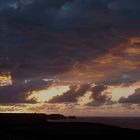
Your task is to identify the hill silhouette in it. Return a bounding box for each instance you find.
[46,114,67,120]
[0,113,139,140]
[0,113,67,124]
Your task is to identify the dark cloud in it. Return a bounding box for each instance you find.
[119,88,140,104]
[49,84,112,106]
[0,0,140,105]
[49,84,91,103]
[91,85,108,101]
[0,79,52,103]
[108,0,140,11]
[87,85,112,106]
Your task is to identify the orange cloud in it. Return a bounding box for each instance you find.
[129,37,140,44]
[26,85,70,103]
[0,72,12,86]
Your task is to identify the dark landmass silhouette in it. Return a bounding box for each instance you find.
[0,113,139,140]
[46,114,67,120]
[0,113,67,124]
[68,116,77,119]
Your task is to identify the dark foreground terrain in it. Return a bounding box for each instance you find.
[0,113,139,140]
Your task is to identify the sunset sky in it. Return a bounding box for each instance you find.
[0,0,140,116]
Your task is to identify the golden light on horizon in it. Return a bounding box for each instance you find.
[0,72,12,86]
[26,85,70,103]
[129,37,140,44]
[77,91,92,105]
[108,85,140,101]
[124,47,140,56]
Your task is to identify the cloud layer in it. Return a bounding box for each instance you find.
[119,88,140,104]
[0,0,140,115]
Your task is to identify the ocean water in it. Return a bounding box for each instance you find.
[48,117,140,130]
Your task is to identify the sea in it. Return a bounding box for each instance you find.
[48,117,140,130]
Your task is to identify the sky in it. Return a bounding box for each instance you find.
[0,0,140,116]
